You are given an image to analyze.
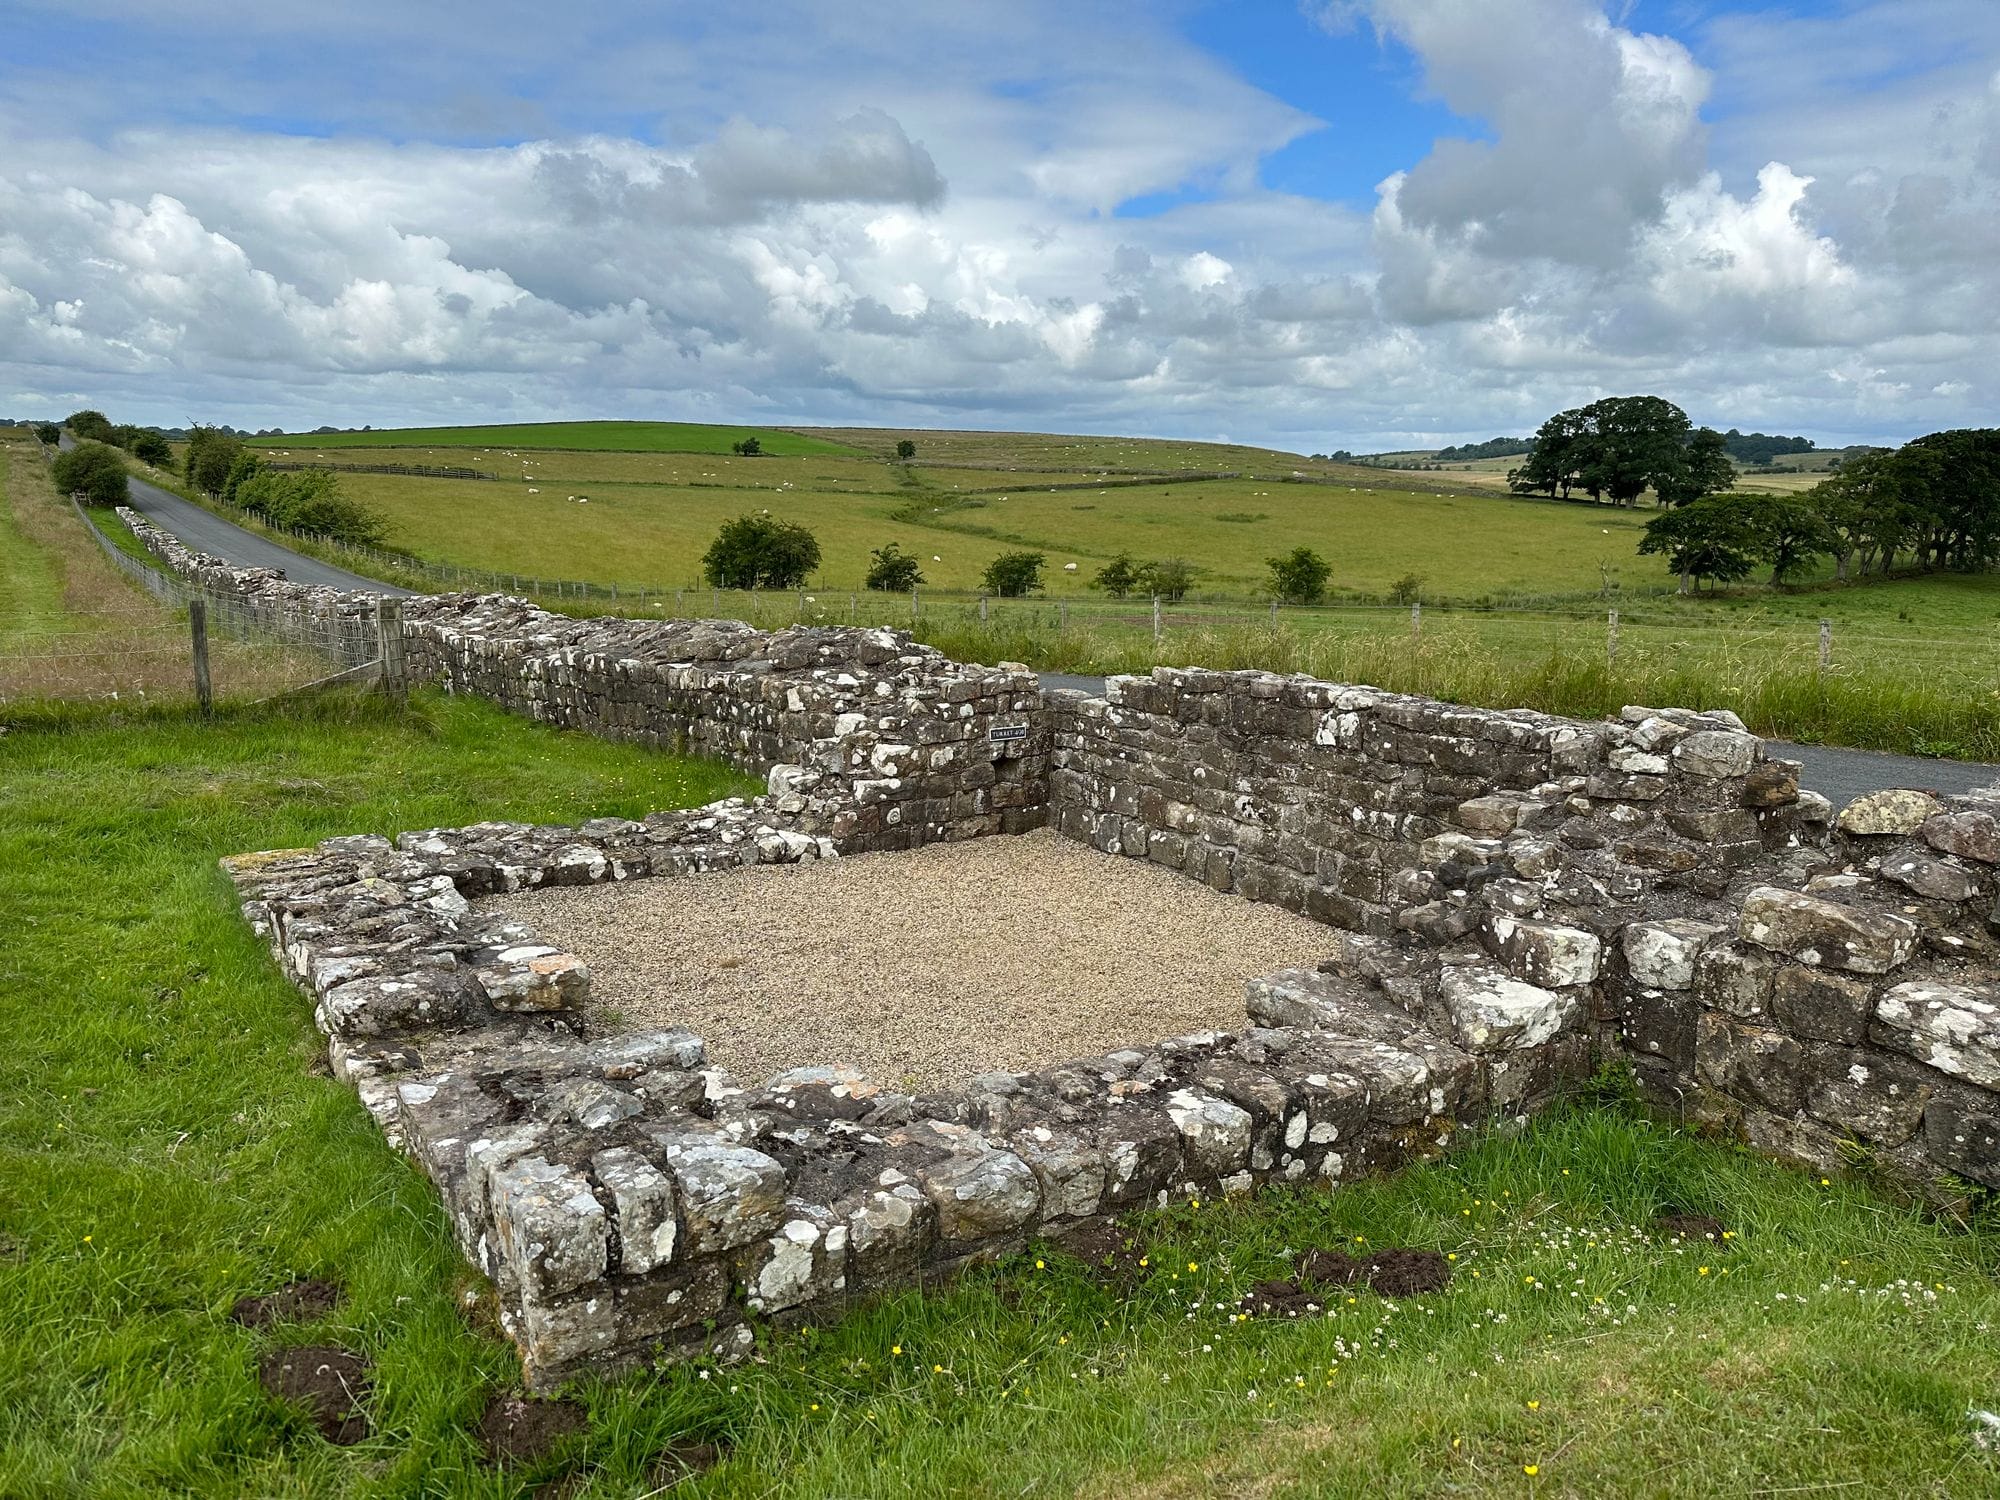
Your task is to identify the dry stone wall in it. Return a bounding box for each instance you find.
[130,509,2000,1389]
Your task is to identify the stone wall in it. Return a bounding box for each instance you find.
[120,505,1047,849]
[140,508,2000,1389]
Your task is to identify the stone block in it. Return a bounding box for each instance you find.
[1878,853,1980,903]
[1922,1088,2000,1188]
[1802,1047,1934,1146]
[1873,979,2000,1091]
[1691,943,1774,1019]
[1673,730,1759,778]
[1436,963,1580,1052]
[745,1204,848,1314]
[916,1145,1042,1243]
[1923,811,2000,864]
[654,1134,789,1255]
[1694,1014,1805,1114]
[1838,790,1942,836]
[1769,966,1873,1045]
[591,1146,680,1275]
[491,1156,610,1299]
[1623,919,1725,991]
[1483,915,1603,988]
[1738,887,1917,974]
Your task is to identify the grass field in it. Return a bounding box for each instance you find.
[3,696,1997,1498]
[247,421,863,458]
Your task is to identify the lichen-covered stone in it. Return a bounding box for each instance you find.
[1624,919,1725,991]
[654,1134,788,1255]
[1436,964,1579,1051]
[491,1156,609,1298]
[1484,916,1603,988]
[1838,789,1942,836]
[1873,980,2000,1091]
[591,1146,679,1274]
[1923,811,2000,865]
[1738,887,1917,974]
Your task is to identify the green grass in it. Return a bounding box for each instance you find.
[0,442,69,649]
[246,422,864,458]
[2,695,1998,1494]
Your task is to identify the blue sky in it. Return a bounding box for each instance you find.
[1,0,1995,449]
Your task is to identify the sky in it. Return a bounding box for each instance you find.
[1,0,1995,451]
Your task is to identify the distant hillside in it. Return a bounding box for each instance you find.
[1434,437,1532,462]
[1721,429,1816,465]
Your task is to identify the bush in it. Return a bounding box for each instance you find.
[1092,554,1142,598]
[865,542,925,592]
[222,450,262,506]
[895,439,917,461]
[33,422,59,445]
[1388,572,1425,605]
[124,428,173,466]
[184,426,246,496]
[730,436,763,457]
[65,409,114,443]
[702,513,820,589]
[234,468,387,547]
[1267,546,1331,605]
[50,441,131,506]
[1138,558,1196,603]
[982,550,1045,597]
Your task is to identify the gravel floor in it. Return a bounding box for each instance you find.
[486,828,1337,1090]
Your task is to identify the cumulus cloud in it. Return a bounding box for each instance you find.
[0,0,1994,446]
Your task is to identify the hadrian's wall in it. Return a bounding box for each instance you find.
[122,508,2000,1392]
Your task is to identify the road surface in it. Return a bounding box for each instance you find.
[59,432,411,596]
[1037,673,1999,808]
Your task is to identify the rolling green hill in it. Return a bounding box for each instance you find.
[248,420,864,457]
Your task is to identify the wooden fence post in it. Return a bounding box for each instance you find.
[378,599,407,704]
[1152,594,1162,644]
[190,598,212,718]
[979,595,989,622]
[1819,618,1832,672]
[1410,602,1422,640]
[1607,609,1619,668]
[912,586,920,622]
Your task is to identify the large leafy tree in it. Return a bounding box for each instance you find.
[701,514,821,589]
[1511,396,1733,508]
[864,542,924,591]
[184,426,246,496]
[1740,493,1834,584]
[64,409,114,443]
[981,550,1045,597]
[1638,495,1761,594]
[1266,546,1331,605]
[51,440,132,506]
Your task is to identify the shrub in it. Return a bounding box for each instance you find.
[730,436,763,457]
[184,426,245,496]
[50,441,131,506]
[124,428,173,466]
[1138,558,1196,603]
[234,468,387,547]
[1388,572,1425,605]
[865,542,925,591]
[65,409,114,443]
[1267,546,1331,605]
[702,513,820,589]
[982,551,1046,597]
[33,422,59,445]
[895,438,917,461]
[1092,554,1142,598]
[222,450,263,506]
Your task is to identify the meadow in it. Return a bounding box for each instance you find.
[248,421,861,457]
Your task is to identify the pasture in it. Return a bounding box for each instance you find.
[249,421,862,457]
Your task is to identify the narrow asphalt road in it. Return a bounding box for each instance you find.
[60,431,411,596]
[1037,673,2000,808]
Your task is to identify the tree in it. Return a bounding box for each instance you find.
[1508,407,1592,499]
[184,426,246,495]
[1138,558,1196,602]
[1266,546,1330,605]
[730,436,763,457]
[33,422,59,445]
[1654,426,1735,508]
[124,428,173,466]
[895,439,917,461]
[234,468,387,546]
[65,409,114,443]
[222,449,263,505]
[864,542,925,591]
[701,513,820,589]
[1895,428,2000,572]
[1387,572,1424,605]
[50,440,131,506]
[1511,396,1716,506]
[1637,496,1760,594]
[1092,553,1142,598]
[1741,493,1833,584]
[981,550,1045,597]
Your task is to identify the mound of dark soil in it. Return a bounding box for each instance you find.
[478,1393,588,1465]
[1654,1213,1726,1244]
[232,1278,342,1329]
[258,1344,371,1445]
[1236,1278,1326,1319]
[1057,1223,1149,1284]
[1297,1245,1452,1296]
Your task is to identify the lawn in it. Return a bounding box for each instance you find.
[247,422,863,458]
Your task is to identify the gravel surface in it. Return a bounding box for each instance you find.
[488,829,1337,1090]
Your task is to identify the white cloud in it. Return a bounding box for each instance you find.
[0,0,1994,448]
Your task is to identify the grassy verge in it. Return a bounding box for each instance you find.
[0,691,756,1495]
